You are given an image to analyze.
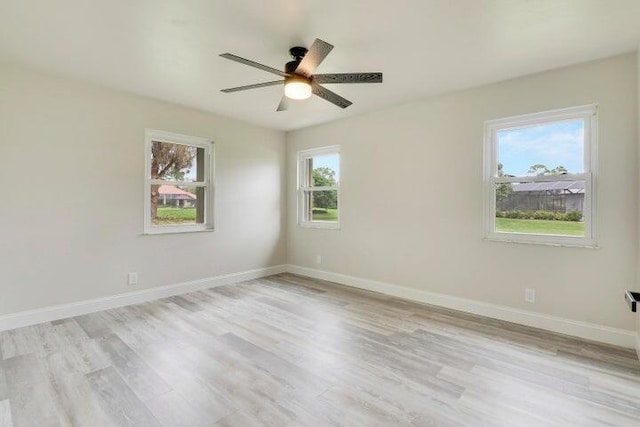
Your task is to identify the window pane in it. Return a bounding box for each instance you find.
[307,190,338,222]
[497,119,584,177]
[151,184,205,225]
[495,180,585,236]
[151,141,204,181]
[310,153,339,186]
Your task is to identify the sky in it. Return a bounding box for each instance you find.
[313,153,340,182]
[184,160,197,181]
[177,147,199,181]
[498,119,584,177]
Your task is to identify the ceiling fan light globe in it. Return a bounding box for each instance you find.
[284,81,312,100]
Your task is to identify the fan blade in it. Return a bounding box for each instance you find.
[276,96,290,112]
[220,53,289,77]
[313,73,383,84]
[221,80,284,93]
[312,84,352,109]
[295,39,334,77]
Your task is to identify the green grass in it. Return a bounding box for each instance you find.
[154,207,196,224]
[496,218,584,236]
[312,208,338,221]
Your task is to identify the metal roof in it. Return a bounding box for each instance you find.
[510,180,584,193]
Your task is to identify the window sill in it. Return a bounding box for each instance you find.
[483,234,598,249]
[298,221,340,230]
[143,226,214,235]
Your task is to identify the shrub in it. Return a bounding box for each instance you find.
[496,210,583,222]
[504,210,523,219]
[565,210,582,222]
[532,210,548,220]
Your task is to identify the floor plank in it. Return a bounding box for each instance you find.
[0,400,13,427]
[0,273,638,426]
[87,367,161,426]
[98,333,172,402]
[42,349,116,426]
[145,390,223,427]
[3,354,61,427]
[0,360,7,401]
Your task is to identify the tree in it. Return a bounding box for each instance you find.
[550,165,568,175]
[312,167,338,210]
[496,163,513,203]
[527,164,568,176]
[150,143,196,219]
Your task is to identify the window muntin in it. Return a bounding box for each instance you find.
[483,105,597,247]
[144,129,214,234]
[298,146,340,228]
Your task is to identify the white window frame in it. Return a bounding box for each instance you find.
[483,104,598,247]
[297,145,340,229]
[144,129,214,235]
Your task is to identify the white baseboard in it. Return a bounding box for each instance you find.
[287,265,637,349]
[2,263,635,350]
[0,265,287,332]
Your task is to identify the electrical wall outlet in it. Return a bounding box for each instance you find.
[525,288,535,303]
[128,272,138,286]
[316,255,322,265]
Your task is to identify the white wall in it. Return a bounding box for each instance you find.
[0,62,286,316]
[287,53,638,333]
[1,53,638,344]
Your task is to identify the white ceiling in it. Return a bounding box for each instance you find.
[1,0,639,131]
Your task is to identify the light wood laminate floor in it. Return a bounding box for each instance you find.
[0,273,639,426]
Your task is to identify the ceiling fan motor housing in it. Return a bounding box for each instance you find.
[285,60,300,75]
[289,46,308,61]
[285,46,308,76]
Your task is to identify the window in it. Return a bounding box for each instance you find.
[144,129,214,234]
[298,145,340,228]
[483,105,597,247]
